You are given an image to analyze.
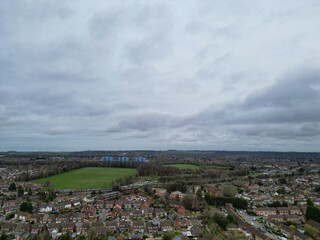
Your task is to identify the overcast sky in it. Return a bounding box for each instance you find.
[1,1,320,151]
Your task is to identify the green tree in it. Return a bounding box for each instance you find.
[162,233,172,240]
[247,209,257,216]
[182,196,194,210]
[8,182,16,191]
[196,188,202,199]
[268,201,282,208]
[305,224,319,239]
[223,185,237,198]
[87,228,96,240]
[306,206,320,222]
[226,214,236,224]
[48,189,56,201]
[307,198,314,207]
[213,213,229,231]
[0,232,9,240]
[39,192,46,201]
[38,230,51,240]
[279,178,287,184]
[6,212,14,220]
[277,188,286,194]
[17,186,24,197]
[58,233,70,240]
[20,201,33,213]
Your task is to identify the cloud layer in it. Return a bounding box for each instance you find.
[1,0,320,151]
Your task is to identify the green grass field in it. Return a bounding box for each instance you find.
[164,164,202,169]
[31,167,136,190]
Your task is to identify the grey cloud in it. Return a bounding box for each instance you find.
[89,10,121,40]
[244,70,320,108]
[1,0,320,151]
[106,111,184,133]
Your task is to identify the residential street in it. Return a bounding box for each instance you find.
[237,210,278,240]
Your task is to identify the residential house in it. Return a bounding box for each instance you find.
[96,200,105,209]
[15,211,31,222]
[256,207,277,216]
[146,221,159,234]
[174,219,188,231]
[277,207,289,215]
[2,223,17,233]
[170,191,185,201]
[47,214,56,223]
[119,220,131,232]
[268,215,285,222]
[133,200,143,209]
[13,223,30,234]
[93,227,107,237]
[70,213,84,223]
[143,208,153,218]
[105,200,114,209]
[56,214,70,223]
[306,219,320,230]
[285,215,301,223]
[39,204,52,213]
[132,209,143,219]
[267,220,281,231]
[177,206,186,216]
[155,208,166,218]
[121,211,131,220]
[255,232,270,240]
[47,223,61,234]
[289,206,302,215]
[61,222,75,233]
[160,220,173,232]
[293,232,312,240]
[152,188,167,198]
[280,225,295,238]
[30,214,42,224]
[124,200,132,210]
[106,221,117,233]
[31,223,43,234]
[133,221,144,233]
[82,204,96,218]
[91,222,103,229]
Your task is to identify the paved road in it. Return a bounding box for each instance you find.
[237,210,278,240]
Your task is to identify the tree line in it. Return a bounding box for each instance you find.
[137,163,180,176]
[205,193,248,209]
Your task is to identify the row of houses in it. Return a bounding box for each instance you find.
[226,204,312,240]
[255,206,306,216]
[0,218,193,237]
[266,220,313,240]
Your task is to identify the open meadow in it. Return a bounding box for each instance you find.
[31,167,136,190]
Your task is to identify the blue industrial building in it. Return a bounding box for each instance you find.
[117,157,129,162]
[135,157,146,163]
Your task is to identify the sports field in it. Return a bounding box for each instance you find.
[31,167,136,190]
[165,164,202,169]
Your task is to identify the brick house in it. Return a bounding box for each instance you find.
[256,207,277,216]
[133,221,145,233]
[106,221,117,233]
[277,207,289,215]
[160,220,173,232]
